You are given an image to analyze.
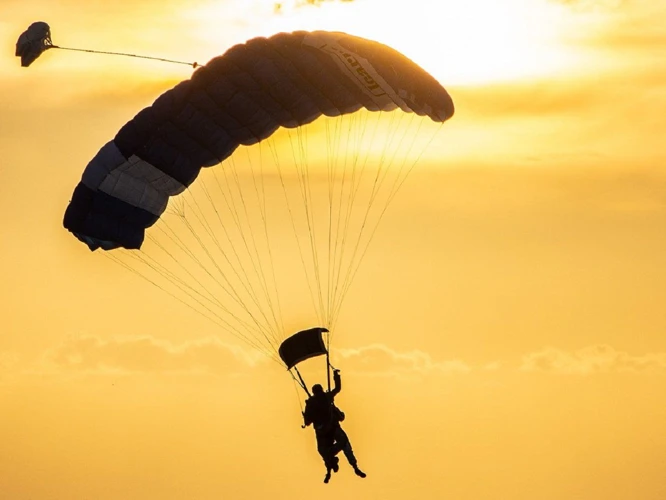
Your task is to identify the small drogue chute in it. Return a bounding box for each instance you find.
[15,21,199,68]
[15,21,53,67]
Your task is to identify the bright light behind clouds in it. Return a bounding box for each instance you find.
[186,0,586,85]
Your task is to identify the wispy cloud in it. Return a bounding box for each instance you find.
[30,335,476,377]
[6,336,665,379]
[520,345,666,374]
[42,334,263,375]
[550,0,624,10]
[3,338,475,379]
[556,0,666,51]
[335,344,473,376]
[273,0,356,13]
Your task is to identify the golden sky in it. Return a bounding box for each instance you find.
[1,1,665,499]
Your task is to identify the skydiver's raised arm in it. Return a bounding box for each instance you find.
[330,369,341,397]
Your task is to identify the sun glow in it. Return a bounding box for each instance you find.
[184,0,584,86]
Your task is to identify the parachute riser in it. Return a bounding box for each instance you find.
[288,350,335,396]
[326,350,331,393]
[287,339,335,396]
[290,352,337,430]
[291,365,311,398]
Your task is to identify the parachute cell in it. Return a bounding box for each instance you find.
[63,30,454,251]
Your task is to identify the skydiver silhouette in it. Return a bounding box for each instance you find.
[302,369,366,483]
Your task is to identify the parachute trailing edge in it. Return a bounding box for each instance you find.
[62,30,454,251]
[279,327,330,370]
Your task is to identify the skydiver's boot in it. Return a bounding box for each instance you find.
[324,469,332,484]
[353,466,366,478]
[332,456,340,473]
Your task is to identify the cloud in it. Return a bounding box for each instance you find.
[36,336,478,378]
[6,336,473,380]
[334,344,472,376]
[520,345,666,374]
[274,0,355,13]
[42,334,264,375]
[16,334,666,380]
[452,67,665,123]
[553,0,666,52]
[550,0,624,9]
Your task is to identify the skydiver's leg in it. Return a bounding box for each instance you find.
[316,431,338,472]
[334,427,366,478]
[316,432,333,483]
[333,427,356,466]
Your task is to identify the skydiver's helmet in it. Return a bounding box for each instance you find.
[312,384,324,396]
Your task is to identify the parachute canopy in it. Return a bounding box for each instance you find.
[16,21,53,67]
[63,30,454,252]
[61,30,454,366]
[279,327,329,370]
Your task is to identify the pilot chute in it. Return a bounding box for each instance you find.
[16,21,53,67]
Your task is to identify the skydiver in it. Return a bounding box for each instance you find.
[302,369,366,483]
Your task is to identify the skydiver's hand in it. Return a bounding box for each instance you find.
[333,369,340,375]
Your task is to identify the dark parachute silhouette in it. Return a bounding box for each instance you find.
[64,31,453,251]
[279,327,329,370]
[62,31,454,385]
[279,327,331,392]
[15,22,53,67]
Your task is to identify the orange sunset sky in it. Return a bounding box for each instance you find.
[1,1,665,499]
